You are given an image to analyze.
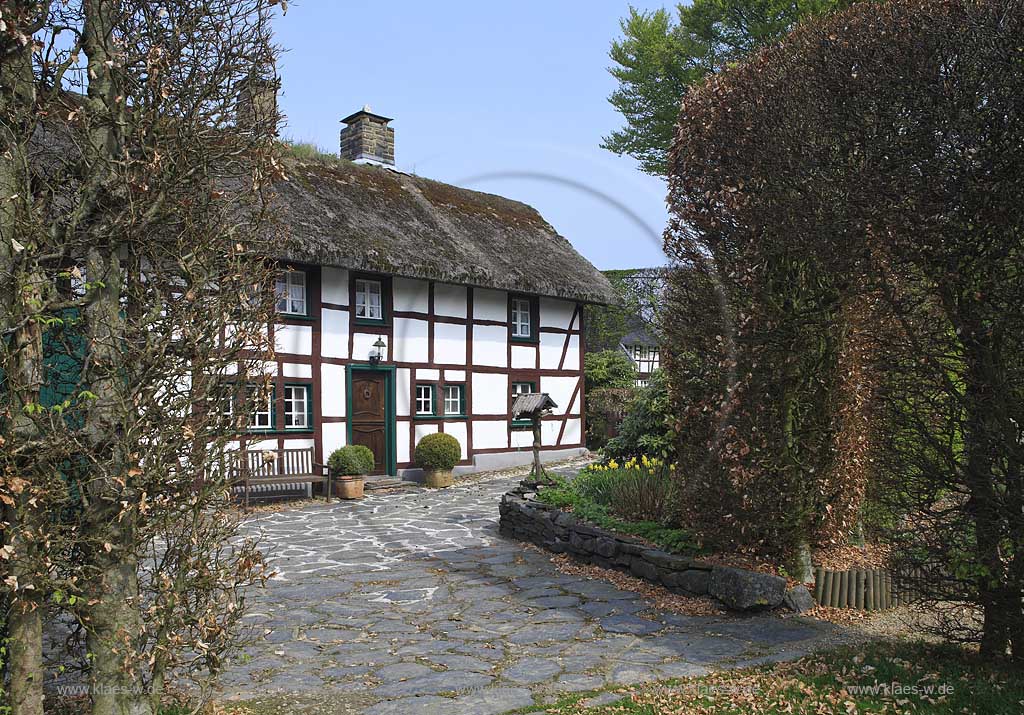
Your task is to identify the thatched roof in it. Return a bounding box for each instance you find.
[272,158,615,304]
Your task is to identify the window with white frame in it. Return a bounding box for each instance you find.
[511,382,534,397]
[443,385,464,415]
[355,278,383,320]
[284,385,310,429]
[248,388,273,429]
[275,270,306,315]
[415,384,435,415]
[511,382,535,426]
[510,297,532,338]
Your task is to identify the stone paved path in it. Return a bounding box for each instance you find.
[219,468,838,714]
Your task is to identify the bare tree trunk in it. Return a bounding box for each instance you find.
[532,418,544,480]
[1,7,46,710]
[6,595,44,715]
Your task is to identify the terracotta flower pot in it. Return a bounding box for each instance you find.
[334,475,365,500]
[424,468,453,489]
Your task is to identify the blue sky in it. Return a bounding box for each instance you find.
[272,0,671,270]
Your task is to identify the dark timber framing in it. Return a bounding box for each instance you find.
[242,267,586,475]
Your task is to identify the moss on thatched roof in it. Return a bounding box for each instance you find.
[272,157,615,304]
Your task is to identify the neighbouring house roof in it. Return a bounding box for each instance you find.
[272,158,616,304]
[620,323,658,348]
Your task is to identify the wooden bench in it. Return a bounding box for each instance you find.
[231,446,332,508]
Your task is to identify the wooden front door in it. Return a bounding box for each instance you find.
[351,371,388,475]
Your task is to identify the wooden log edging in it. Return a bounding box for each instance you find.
[812,566,897,610]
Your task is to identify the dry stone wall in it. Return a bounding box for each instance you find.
[499,487,812,613]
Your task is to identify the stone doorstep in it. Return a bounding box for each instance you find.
[499,490,802,613]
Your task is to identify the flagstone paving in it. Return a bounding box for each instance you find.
[218,467,839,714]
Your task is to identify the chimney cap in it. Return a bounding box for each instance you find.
[341,106,393,124]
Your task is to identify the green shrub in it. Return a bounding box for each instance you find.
[327,445,374,476]
[583,349,637,391]
[414,432,461,471]
[603,369,674,460]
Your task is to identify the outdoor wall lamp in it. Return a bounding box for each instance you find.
[369,336,387,365]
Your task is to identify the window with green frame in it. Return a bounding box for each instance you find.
[283,383,313,431]
[247,385,274,431]
[442,384,466,417]
[354,274,391,325]
[414,383,436,417]
[510,381,536,428]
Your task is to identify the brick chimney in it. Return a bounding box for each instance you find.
[236,73,280,135]
[340,106,395,166]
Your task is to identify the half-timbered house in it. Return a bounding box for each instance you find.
[234,108,614,481]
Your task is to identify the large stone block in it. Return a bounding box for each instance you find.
[630,557,659,582]
[594,538,619,559]
[641,549,692,571]
[783,585,815,613]
[708,566,786,610]
[665,569,710,595]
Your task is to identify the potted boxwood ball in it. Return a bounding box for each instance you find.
[414,433,461,488]
[327,445,374,499]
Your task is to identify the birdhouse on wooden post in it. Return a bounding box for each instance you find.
[511,392,558,483]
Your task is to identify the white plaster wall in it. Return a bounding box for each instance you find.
[280,437,314,450]
[256,360,278,376]
[322,422,346,457]
[247,438,277,451]
[396,368,412,417]
[474,288,507,322]
[512,422,561,448]
[540,298,575,328]
[472,420,508,450]
[397,420,411,463]
[542,420,560,447]
[561,418,582,446]
[445,369,466,382]
[434,284,467,318]
[322,308,350,359]
[275,323,312,356]
[321,364,346,417]
[562,335,581,372]
[511,345,536,369]
[392,318,428,363]
[282,362,312,379]
[444,422,469,459]
[510,429,532,449]
[472,325,507,367]
[414,423,439,448]
[321,267,349,305]
[434,322,467,365]
[540,376,579,416]
[472,372,509,414]
[352,332,385,363]
[568,387,581,416]
[416,368,440,381]
[539,332,565,370]
[394,277,430,313]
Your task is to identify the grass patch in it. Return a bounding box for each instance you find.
[278,140,339,163]
[511,640,1024,714]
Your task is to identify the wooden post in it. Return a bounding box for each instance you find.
[865,570,874,610]
[532,414,543,480]
[820,570,833,606]
[855,569,865,609]
[839,570,849,609]
[813,567,825,604]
